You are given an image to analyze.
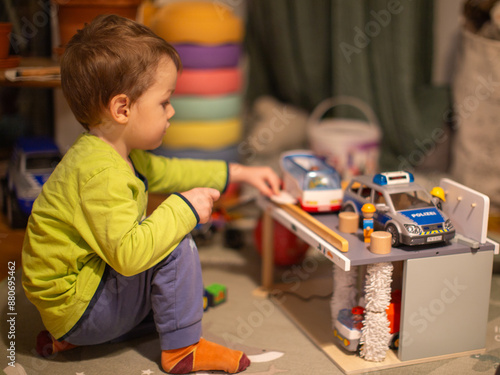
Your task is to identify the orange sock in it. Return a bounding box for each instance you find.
[161,338,250,374]
[36,330,77,357]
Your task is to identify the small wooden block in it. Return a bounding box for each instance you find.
[338,211,359,234]
[370,231,391,254]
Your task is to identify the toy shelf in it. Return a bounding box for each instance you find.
[258,196,497,273]
[257,196,496,374]
[0,57,60,88]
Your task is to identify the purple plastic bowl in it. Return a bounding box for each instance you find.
[174,43,242,69]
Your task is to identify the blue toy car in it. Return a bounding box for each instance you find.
[342,171,455,247]
[1,137,61,228]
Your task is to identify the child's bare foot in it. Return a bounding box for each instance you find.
[161,338,250,374]
[36,330,77,357]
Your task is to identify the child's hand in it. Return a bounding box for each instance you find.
[180,188,221,224]
[229,164,281,198]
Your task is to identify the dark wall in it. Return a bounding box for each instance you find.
[0,0,54,153]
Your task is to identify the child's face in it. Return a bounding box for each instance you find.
[126,56,178,151]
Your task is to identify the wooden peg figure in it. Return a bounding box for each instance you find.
[362,203,376,243]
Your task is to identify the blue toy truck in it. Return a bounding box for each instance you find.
[1,137,61,228]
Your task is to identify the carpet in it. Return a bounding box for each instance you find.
[1,235,500,375]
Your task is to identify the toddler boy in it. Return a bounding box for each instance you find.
[22,14,280,374]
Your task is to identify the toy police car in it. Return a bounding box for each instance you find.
[1,137,61,228]
[342,171,455,247]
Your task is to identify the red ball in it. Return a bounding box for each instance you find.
[254,216,310,266]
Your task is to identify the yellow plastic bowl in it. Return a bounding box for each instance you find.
[163,118,242,150]
[151,1,243,45]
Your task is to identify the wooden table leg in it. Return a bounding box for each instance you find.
[261,209,274,290]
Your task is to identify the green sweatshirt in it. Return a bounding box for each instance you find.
[22,133,228,339]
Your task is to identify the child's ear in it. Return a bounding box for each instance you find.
[109,94,131,124]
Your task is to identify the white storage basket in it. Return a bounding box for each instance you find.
[307,96,382,179]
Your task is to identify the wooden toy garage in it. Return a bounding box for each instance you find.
[257,178,498,374]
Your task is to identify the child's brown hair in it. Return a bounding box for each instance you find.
[61,14,182,130]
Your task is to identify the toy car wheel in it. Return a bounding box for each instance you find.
[342,205,355,213]
[357,342,363,354]
[390,333,400,350]
[386,224,400,247]
[6,191,28,229]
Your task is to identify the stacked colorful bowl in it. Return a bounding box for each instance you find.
[150,1,244,162]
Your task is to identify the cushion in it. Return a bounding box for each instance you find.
[152,144,240,163]
[151,1,243,45]
[175,68,242,95]
[170,94,241,121]
[174,43,241,69]
[163,118,242,150]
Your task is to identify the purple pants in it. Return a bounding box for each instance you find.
[63,235,203,350]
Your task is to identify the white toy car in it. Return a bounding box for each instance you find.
[333,307,365,352]
[280,150,343,212]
